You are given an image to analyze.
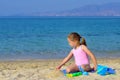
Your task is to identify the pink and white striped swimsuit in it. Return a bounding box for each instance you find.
[71,45,90,66]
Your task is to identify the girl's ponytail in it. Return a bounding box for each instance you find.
[68,32,87,46]
[81,37,87,46]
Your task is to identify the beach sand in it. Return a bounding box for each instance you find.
[0,58,120,80]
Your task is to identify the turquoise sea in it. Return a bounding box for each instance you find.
[0,17,120,60]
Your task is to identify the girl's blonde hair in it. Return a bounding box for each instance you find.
[68,32,87,46]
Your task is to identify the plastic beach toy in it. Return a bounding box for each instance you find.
[61,69,82,77]
[97,65,107,76]
[61,67,96,77]
[66,72,82,77]
[97,64,116,76]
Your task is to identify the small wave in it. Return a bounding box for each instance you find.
[114,32,120,35]
[85,33,102,36]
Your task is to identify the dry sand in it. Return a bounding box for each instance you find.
[0,58,120,80]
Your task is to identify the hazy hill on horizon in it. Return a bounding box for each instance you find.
[63,2,120,16]
[3,2,120,16]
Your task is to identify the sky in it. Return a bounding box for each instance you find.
[0,0,120,16]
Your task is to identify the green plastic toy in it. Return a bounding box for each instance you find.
[62,69,82,77]
[66,72,82,77]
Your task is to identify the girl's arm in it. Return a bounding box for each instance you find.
[82,45,97,70]
[56,52,73,70]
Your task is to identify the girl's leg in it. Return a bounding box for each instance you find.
[66,64,79,73]
[81,64,92,72]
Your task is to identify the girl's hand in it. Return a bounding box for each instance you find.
[93,65,97,71]
[56,52,73,70]
[56,65,62,70]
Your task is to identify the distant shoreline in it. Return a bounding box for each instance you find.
[0,16,120,18]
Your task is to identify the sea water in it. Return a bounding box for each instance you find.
[0,17,120,60]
